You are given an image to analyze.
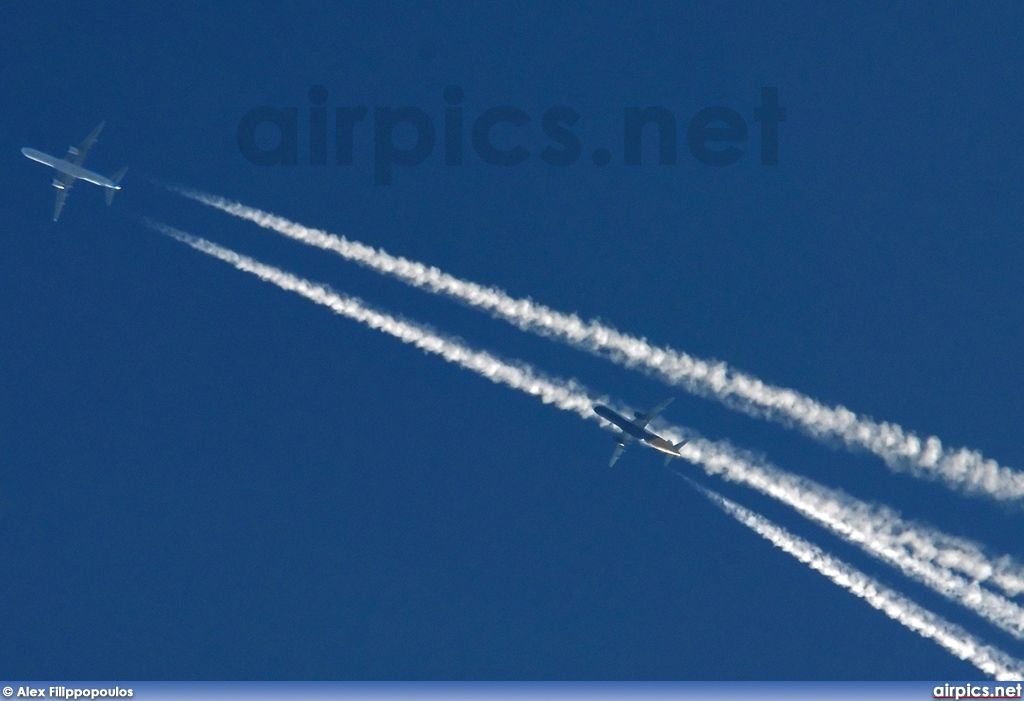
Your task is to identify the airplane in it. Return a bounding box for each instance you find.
[593,398,688,467]
[21,122,127,221]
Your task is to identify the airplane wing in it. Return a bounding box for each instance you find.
[609,435,632,466]
[609,442,627,467]
[52,174,75,221]
[66,122,104,167]
[633,398,674,429]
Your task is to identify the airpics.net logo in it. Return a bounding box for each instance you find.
[236,85,785,184]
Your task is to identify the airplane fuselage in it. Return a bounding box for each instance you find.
[21,148,120,190]
[593,405,680,456]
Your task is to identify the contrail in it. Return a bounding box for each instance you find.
[146,220,1024,642]
[666,424,1024,641]
[147,230,1023,679]
[685,479,1024,681]
[168,186,1024,503]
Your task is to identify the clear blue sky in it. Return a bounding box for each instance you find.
[2,2,1022,679]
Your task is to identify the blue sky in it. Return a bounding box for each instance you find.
[2,1,1022,680]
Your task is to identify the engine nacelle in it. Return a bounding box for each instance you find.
[67,146,79,156]
[52,178,65,190]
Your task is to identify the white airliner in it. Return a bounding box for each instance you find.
[594,398,688,466]
[21,122,127,221]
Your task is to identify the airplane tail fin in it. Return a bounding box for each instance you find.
[662,440,688,467]
[106,167,128,205]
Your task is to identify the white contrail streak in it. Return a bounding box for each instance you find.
[147,220,1024,642]
[686,480,1024,681]
[168,186,1024,503]
[670,428,1024,641]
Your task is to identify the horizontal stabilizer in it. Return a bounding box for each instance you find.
[662,440,688,467]
[106,167,128,205]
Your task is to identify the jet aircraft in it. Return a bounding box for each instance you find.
[21,122,127,221]
[593,398,688,467]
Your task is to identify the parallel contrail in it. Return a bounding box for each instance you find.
[146,220,1024,644]
[169,186,1024,503]
[686,480,1024,681]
